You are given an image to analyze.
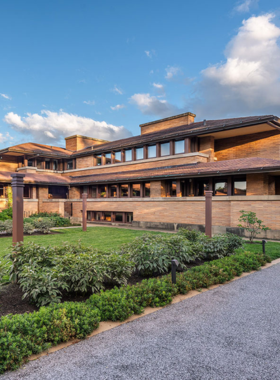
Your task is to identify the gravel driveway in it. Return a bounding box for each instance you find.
[2,263,280,380]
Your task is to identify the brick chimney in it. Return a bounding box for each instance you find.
[139,112,196,135]
[65,135,109,151]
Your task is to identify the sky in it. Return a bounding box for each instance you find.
[1,0,280,149]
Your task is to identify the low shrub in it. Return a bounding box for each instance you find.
[0,220,13,235]
[32,218,55,233]
[0,302,100,373]
[177,228,204,242]
[0,251,270,374]
[120,234,196,276]
[25,212,72,227]
[23,222,34,235]
[0,207,12,221]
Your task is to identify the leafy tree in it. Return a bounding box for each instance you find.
[238,210,269,243]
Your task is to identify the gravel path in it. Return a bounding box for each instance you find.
[2,264,280,380]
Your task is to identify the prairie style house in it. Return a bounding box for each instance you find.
[1,112,280,238]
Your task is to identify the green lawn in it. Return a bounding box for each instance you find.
[0,227,165,261]
[238,241,280,260]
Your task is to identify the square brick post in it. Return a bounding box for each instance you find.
[82,192,87,231]
[205,190,213,238]
[11,173,25,245]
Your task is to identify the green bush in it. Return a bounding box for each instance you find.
[23,222,34,235]
[0,250,271,374]
[120,234,196,276]
[177,228,204,242]
[7,243,134,306]
[25,212,71,227]
[32,218,55,233]
[0,207,12,221]
[0,302,100,373]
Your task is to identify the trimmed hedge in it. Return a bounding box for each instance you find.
[0,251,271,374]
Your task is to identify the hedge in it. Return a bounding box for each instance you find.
[0,251,271,374]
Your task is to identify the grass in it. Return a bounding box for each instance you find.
[0,226,165,261]
[238,240,280,260]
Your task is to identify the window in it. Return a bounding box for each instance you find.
[48,186,68,199]
[121,184,129,197]
[136,147,144,160]
[82,186,89,196]
[24,185,31,198]
[110,185,118,198]
[125,149,132,162]
[144,182,150,197]
[175,140,185,154]
[99,185,107,198]
[105,153,111,165]
[160,142,170,156]
[0,184,5,198]
[45,160,50,170]
[234,179,246,195]
[115,213,123,222]
[215,181,227,196]
[53,160,58,171]
[28,159,33,167]
[115,151,121,163]
[148,145,156,158]
[132,184,141,197]
[67,160,73,170]
[197,180,210,196]
[126,213,133,223]
[171,181,177,197]
[91,186,97,198]
[96,154,102,166]
[104,212,112,222]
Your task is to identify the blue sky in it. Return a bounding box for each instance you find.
[1,0,280,148]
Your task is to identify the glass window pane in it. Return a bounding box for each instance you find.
[234,181,246,195]
[28,159,33,167]
[96,155,101,166]
[171,181,177,197]
[175,140,185,154]
[110,185,118,197]
[125,150,132,161]
[53,160,58,170]
[121,184,129,197]
[115,213,123,222]
[215,182,227,196]
[148,145,156,158]
[104,212,111,221]
[161,143,170,156]
[67,160,73,170]
[45,160,50,170]
[144,183,150,197]
[115,151,121,163]
[136,147,144,160]
[132,184,141,197]
[91,186,97,198]
[99,185,107,198]
[105,153,111,165]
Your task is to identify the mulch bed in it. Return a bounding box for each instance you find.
[0,259,204,318]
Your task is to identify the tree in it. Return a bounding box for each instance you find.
[238,210,269,243]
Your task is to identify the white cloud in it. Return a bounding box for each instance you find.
[145,50,156,59]
[196,14,280,118]
[4,110,132,144]
[234,0,258,13]
[0,93,11,100]
[165,66,181,80]
[111,104,126,111]
[112,85,123,95]
[153,83,165,97]
[130,93,178,117]
[0,132,12,144]
[83,100,95,105]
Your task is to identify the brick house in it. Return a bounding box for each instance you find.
[1,112,280,238]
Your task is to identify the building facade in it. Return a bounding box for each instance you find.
[1,112,280,238]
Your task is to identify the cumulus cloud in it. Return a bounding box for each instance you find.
[153,83,166,97]
[165,66,181,80]
[145,50,155,59]
[83,100,95,105]
[112,85,123,95]
[196,14,280,118]
[111,104,125,111]
[0,93,11,100]
[0,132,12,144]
[234,0,258,13]
[4,110,132,144]
[130,93,178,117]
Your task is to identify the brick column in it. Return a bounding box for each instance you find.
[170,140,175,156]
[176,180,182,197]
[205,191,213,238]
[11,173,25,245]
[82,192,87,232]
[185,138,191,153]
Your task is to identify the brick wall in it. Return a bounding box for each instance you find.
[23,200,38,216]
[140,113,195,135]
[69,186,81,199]
[76,155,94,169]
[215,130,280,161]
[70,197,280,230]
[247,174,276,195]
[150,181,162,197]
[39,200,65,216]
[65,136,108,151]
[62,154,207,177]
[199,136,215,162]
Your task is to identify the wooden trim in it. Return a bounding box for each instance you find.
[185,138,191,153]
